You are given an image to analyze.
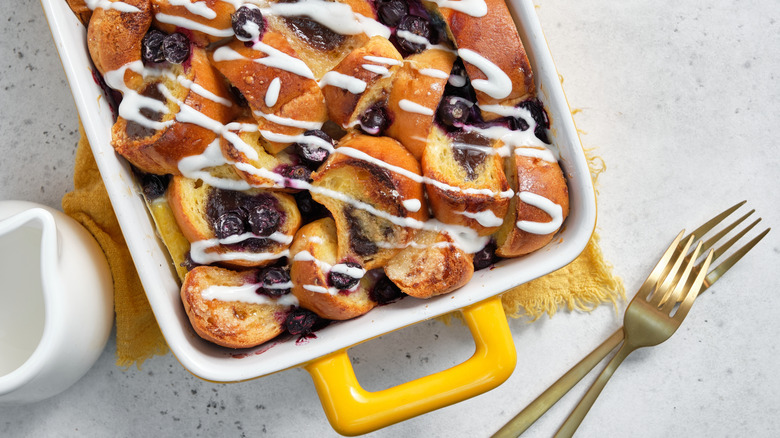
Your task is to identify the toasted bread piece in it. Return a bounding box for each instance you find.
[266,0,375,80]
[320,36,403,129]
[311,133,426,270]
[111,48,239,175]
[289,218,379,320]
[425,0,534,112]
[181,265,294,348]
[422,126,510,236]
[495,152,569,257]
[167,176,302,268]
[385,48,456,159]
[210,34,328,154]
[384,230,473,299]
[87,0,152,89]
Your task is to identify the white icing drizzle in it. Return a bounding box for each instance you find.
[265,77,281,107]
[363,56,403,66]
[402,199,422,213]
[428,0,488,17]
[190,231,293,264]
[448,73,468,87]
[398,99,434,116]
[516,192,564,235]
[361,64,391,77]
[213,43,315,80]
[418,68,450,79]
[85,0,140,13]
[334,146,514,199]
[155,13,234,37]
[458,209,504,228]
[166,0,217,19]
[253,110,323,130]
[202,282,299,307]
[268,1,390,39]
[318,71,367,94]
[458,48,513,99]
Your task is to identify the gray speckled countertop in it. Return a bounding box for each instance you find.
[1,1,779,437]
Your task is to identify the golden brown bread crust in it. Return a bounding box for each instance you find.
[151,0,235,46]
[210,34,328,154]
[426,0,534,110]
[384,230,473,299]
[311,133,426,270]
[167,176,302,268]
[65,0,93,26]
[87,0,152,87]
[289,218,378,320]
[422,126,510,236]
[111,48,239,175]
[495,153,569,257]
[385,49,456,160]
[320,36,403,129]
[181,265,291,349]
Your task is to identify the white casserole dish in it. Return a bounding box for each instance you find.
[41,0,596,433]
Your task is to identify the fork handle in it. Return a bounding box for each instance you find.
[554,341,634,438]
[491,328,624,438]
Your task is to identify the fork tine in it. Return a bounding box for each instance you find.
[660,241,703,315]
[655,201,746,294]
[682,200,746,242]
[650,235,695,307]
[673,249,715,323]
[634,230,686,300]
[702,227,771,290]
[692,211,755,262]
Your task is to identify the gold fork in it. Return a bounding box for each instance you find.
[493,201,770,438]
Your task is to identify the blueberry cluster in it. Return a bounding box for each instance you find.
[141,30,190,65]
[376,0,440,56]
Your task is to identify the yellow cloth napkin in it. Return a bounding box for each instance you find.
[62,127,623,367]
[62,125,168,368]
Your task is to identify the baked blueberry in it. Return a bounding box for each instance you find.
[285,308,319,335]
[473,240,499,270]
[328,262,362,290]
[358,104,390,136]
[437,96,472,128]
[294,130,333,166]
[396,15,431,54]
[162,32,190,64]
[141,29,166,64]
[255,266,291,298]
[247,204,280,237]
[377,0,408,27]
[370,276,404,304]
[140,173,170,199]
[232,5,265,41]
[516,99,550,143]
[282,165,313,184]
[215,211,246,239]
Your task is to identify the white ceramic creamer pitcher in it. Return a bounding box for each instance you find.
[0,200,113,405]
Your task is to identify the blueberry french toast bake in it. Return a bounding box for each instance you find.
[67,0,569,349]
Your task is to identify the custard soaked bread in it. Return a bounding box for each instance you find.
[69,0,569,348]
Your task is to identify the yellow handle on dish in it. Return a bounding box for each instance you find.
[304,296,516,436]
